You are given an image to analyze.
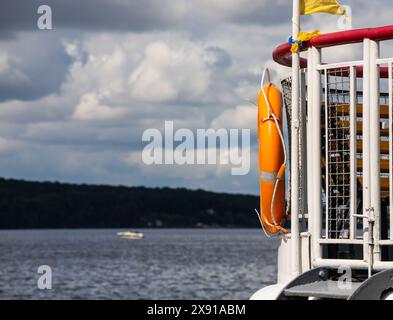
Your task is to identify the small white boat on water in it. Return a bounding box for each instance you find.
[117,231,144,240]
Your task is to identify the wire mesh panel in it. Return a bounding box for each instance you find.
[281,76,292,216]
[378,62,393,242]
[377,76,390,207]
[390,63,393,242]
[324,68,352,239]
[281,74,308,226]
[281,64,392,245]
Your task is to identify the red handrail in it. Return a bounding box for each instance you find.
[272,25,393,78]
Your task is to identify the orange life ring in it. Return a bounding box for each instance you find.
[257,83,287,235]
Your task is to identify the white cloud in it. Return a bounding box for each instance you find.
[73,92,128,121]
[0,50,28,84]
[128,41,211,103]
[63,42,127,99]
[211,105,257,130]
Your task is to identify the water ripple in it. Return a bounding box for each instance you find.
[0,229,277,300]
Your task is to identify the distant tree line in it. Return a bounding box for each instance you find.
[0,178,259,229]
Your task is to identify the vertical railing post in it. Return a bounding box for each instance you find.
[300,71,308,229]
[291,0,301,277]
[307,48,315,259]
[311,46,322,263]
[370,40,381,264]
[324,70,329,240]
[363,39,372,275]
[349,66,357,240]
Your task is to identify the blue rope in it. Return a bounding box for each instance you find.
[288,36,302,46]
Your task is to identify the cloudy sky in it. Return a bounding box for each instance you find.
[0,0,391,194]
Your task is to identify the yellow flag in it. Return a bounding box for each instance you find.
[301,0,346,15]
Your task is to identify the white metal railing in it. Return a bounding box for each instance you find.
[280,40,393,273]
[304,39,393,273]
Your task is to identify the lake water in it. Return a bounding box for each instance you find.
[0,229,277,300]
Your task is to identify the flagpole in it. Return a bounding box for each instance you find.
[291,0,301,277]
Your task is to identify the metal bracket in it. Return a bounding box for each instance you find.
[353,207,375,222]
